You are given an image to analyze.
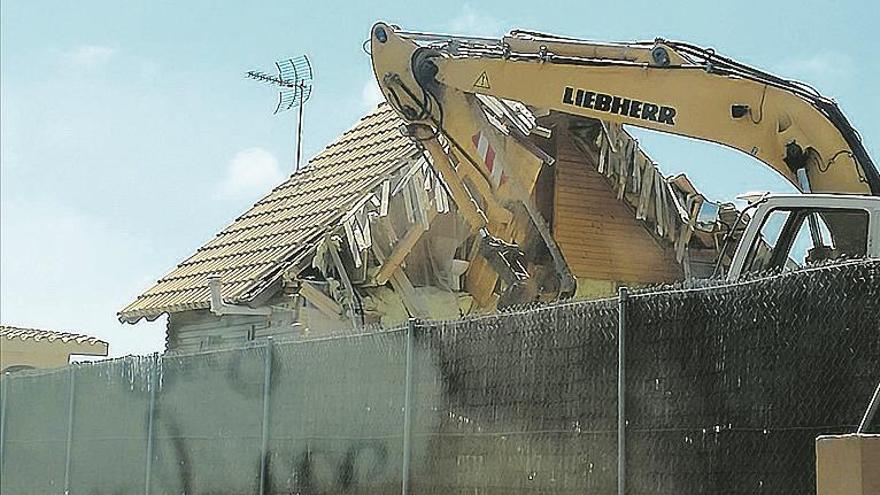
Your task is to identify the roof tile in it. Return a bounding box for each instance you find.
[0,325,107,347]
[119,104,417,323]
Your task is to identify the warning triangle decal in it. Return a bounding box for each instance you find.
[473,71,491,89]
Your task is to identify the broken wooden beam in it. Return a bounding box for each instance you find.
[298,281,343,318]
[369,226,430,318]
[374,209,437,286]
[325,236,360,329]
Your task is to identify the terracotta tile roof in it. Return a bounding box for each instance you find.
[0,325,107,347]
[119,104,418,323]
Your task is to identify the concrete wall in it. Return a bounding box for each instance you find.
[816,434,880,495]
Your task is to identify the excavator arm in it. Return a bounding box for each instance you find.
[370,22,879,197]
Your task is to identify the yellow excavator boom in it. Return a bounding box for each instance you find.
[370,22,879,196]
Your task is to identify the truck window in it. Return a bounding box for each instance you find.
[744,209,790,273]
[822,209,870,258]
[744,207,869,275]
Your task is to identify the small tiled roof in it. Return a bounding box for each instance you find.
[0,325,107,347]
[119,104,418,323]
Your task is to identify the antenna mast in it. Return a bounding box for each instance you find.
[247,55,314,172]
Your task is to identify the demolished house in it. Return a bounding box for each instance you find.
[119,102,744,353]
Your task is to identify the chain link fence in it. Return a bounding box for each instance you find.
[1,259,877,493]
[622,260,880,494]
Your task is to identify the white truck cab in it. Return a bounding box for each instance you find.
[726,194,880,281]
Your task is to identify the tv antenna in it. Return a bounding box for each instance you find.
[247,55,314,171]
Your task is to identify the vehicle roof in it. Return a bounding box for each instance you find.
[760,193,880,207]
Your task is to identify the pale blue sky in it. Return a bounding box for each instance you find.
[2,0,878,357]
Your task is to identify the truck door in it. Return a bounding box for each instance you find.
[741,207,870,276]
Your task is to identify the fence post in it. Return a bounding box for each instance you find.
[259,337,274,495]
[0,373,8,477]
[63,365,76,494]
[144,354,159,495]
[618,286,629,495]
[401,318,416,495]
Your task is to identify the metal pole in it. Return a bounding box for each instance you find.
[144,354,159,495]
[63,366,76,494]
[857,380,880,434]
[259,337,274,495]
[795,168,824,248]
[0,373,8,476]
[617,286,629,495]
[295,85,305,171]
[401,319,416,495]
